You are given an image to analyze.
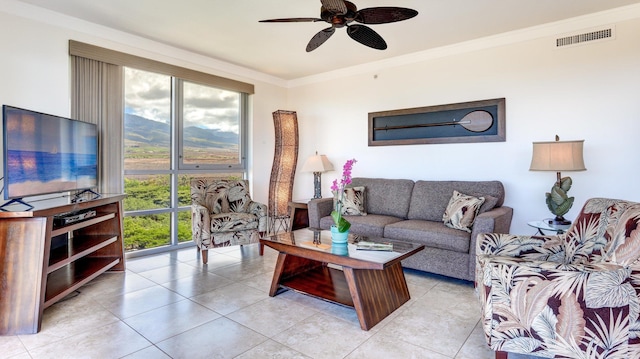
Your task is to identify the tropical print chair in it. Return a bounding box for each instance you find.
[191,178,267,263]
[476,198,640,359]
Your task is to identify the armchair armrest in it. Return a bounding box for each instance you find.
[247,200,268,232]
[469,206,513,259]
[476,254,637,356]
[307,198,333,228]
[476,231,566,261]
[191,203,211,242]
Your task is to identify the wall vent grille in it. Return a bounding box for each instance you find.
[556,27,614,48]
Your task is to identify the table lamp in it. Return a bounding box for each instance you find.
[301,152,334,199]
[529,135,586,228]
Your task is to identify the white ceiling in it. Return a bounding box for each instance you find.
[15,0,640,80]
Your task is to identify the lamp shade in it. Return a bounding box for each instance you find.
[529,140,586,172]
[301,154,334,173]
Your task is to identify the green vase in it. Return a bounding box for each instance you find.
[330,225,349,244]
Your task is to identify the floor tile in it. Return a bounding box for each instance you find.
[226,296,317,337]
[156,317,267,359]
[137,262,206,284]
[121,345,172,358]
[378,300,479,358]
[272,312,373,359]
[7,353,32,359]
[18,291,120,351]
[234,339,312,359]
[455,321,496,359]
[28,321,151,359]
[208,258,273,281]
[190,282,267,315]
[126,254,177,273]
[124,299,221,343]
[160,271,234,298]
[345,333,451,359]
[80,271,157,299]
[96,285,186,319]
[0,335,28,357]
[239,271,275,294]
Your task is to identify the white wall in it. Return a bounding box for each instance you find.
[286,11,640,234]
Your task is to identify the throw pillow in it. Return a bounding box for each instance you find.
[478,195,499,214]
[442,190,485,233]
[335,186,367,216]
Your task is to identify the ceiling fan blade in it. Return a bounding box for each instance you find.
[320,0,348,15]
[354,7,418,24]
[306,27,336,52]
[347,24,387,50]
[259,18,322,23]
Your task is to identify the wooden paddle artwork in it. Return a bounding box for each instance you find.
[373,110,494,133]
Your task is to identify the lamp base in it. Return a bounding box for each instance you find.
[312,172,322,199]
[546,217,571,230]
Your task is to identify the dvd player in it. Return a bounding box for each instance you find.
[54,210,97,226]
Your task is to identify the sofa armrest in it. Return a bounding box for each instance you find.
[307,198,333,228]
[469,206,513,259]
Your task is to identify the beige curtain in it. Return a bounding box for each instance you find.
[70,56,124,194]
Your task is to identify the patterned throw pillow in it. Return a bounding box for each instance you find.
[335,186,367,216]
[442,190,485,232]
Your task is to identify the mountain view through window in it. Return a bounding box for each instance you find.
[123,67,245,253]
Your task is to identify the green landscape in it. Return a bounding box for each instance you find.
[123,175,192,251]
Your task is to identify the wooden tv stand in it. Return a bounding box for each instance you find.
[0,194,126,335]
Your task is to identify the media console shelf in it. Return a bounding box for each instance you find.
[0,194,126,335]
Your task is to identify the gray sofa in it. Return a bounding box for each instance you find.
[307,177,513,281]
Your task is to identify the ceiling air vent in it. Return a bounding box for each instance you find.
[555,26,615,48]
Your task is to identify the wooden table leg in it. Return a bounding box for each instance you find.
[342,262,411,330]
[268,252,324,297]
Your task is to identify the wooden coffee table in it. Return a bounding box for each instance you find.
[260,229,424,330]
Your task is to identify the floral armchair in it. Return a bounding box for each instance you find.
[476,198,640,359]
[191,179,267,264]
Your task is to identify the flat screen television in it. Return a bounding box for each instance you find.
[2,105,98,203]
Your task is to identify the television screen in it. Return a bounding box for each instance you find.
[2,105,98,200]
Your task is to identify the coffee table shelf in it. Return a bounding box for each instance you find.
[261,229,424,330]
[280,263,354,307]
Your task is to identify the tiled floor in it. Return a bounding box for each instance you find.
[1,244,540,359]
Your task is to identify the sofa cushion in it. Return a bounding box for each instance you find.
[335,186,367,216]
[319,213,403,238]
[407,180,505,221]
[384,220,471,253]
[349,178,414,218]
[442,190,485,233]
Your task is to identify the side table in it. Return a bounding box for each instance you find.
[288,200,309,231]
[527,220,568,235]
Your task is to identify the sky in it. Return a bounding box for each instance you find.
[124,67,240,133]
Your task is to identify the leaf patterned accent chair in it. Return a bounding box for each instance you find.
[476,198,640,359]
[191,179,268,264]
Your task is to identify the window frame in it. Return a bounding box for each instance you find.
[123,68,249,255]
[175,79,248,171]
[70,40,254,257]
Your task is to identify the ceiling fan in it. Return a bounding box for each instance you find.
[259,0,418,52]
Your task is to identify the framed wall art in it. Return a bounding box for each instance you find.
[368,98,505,146]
